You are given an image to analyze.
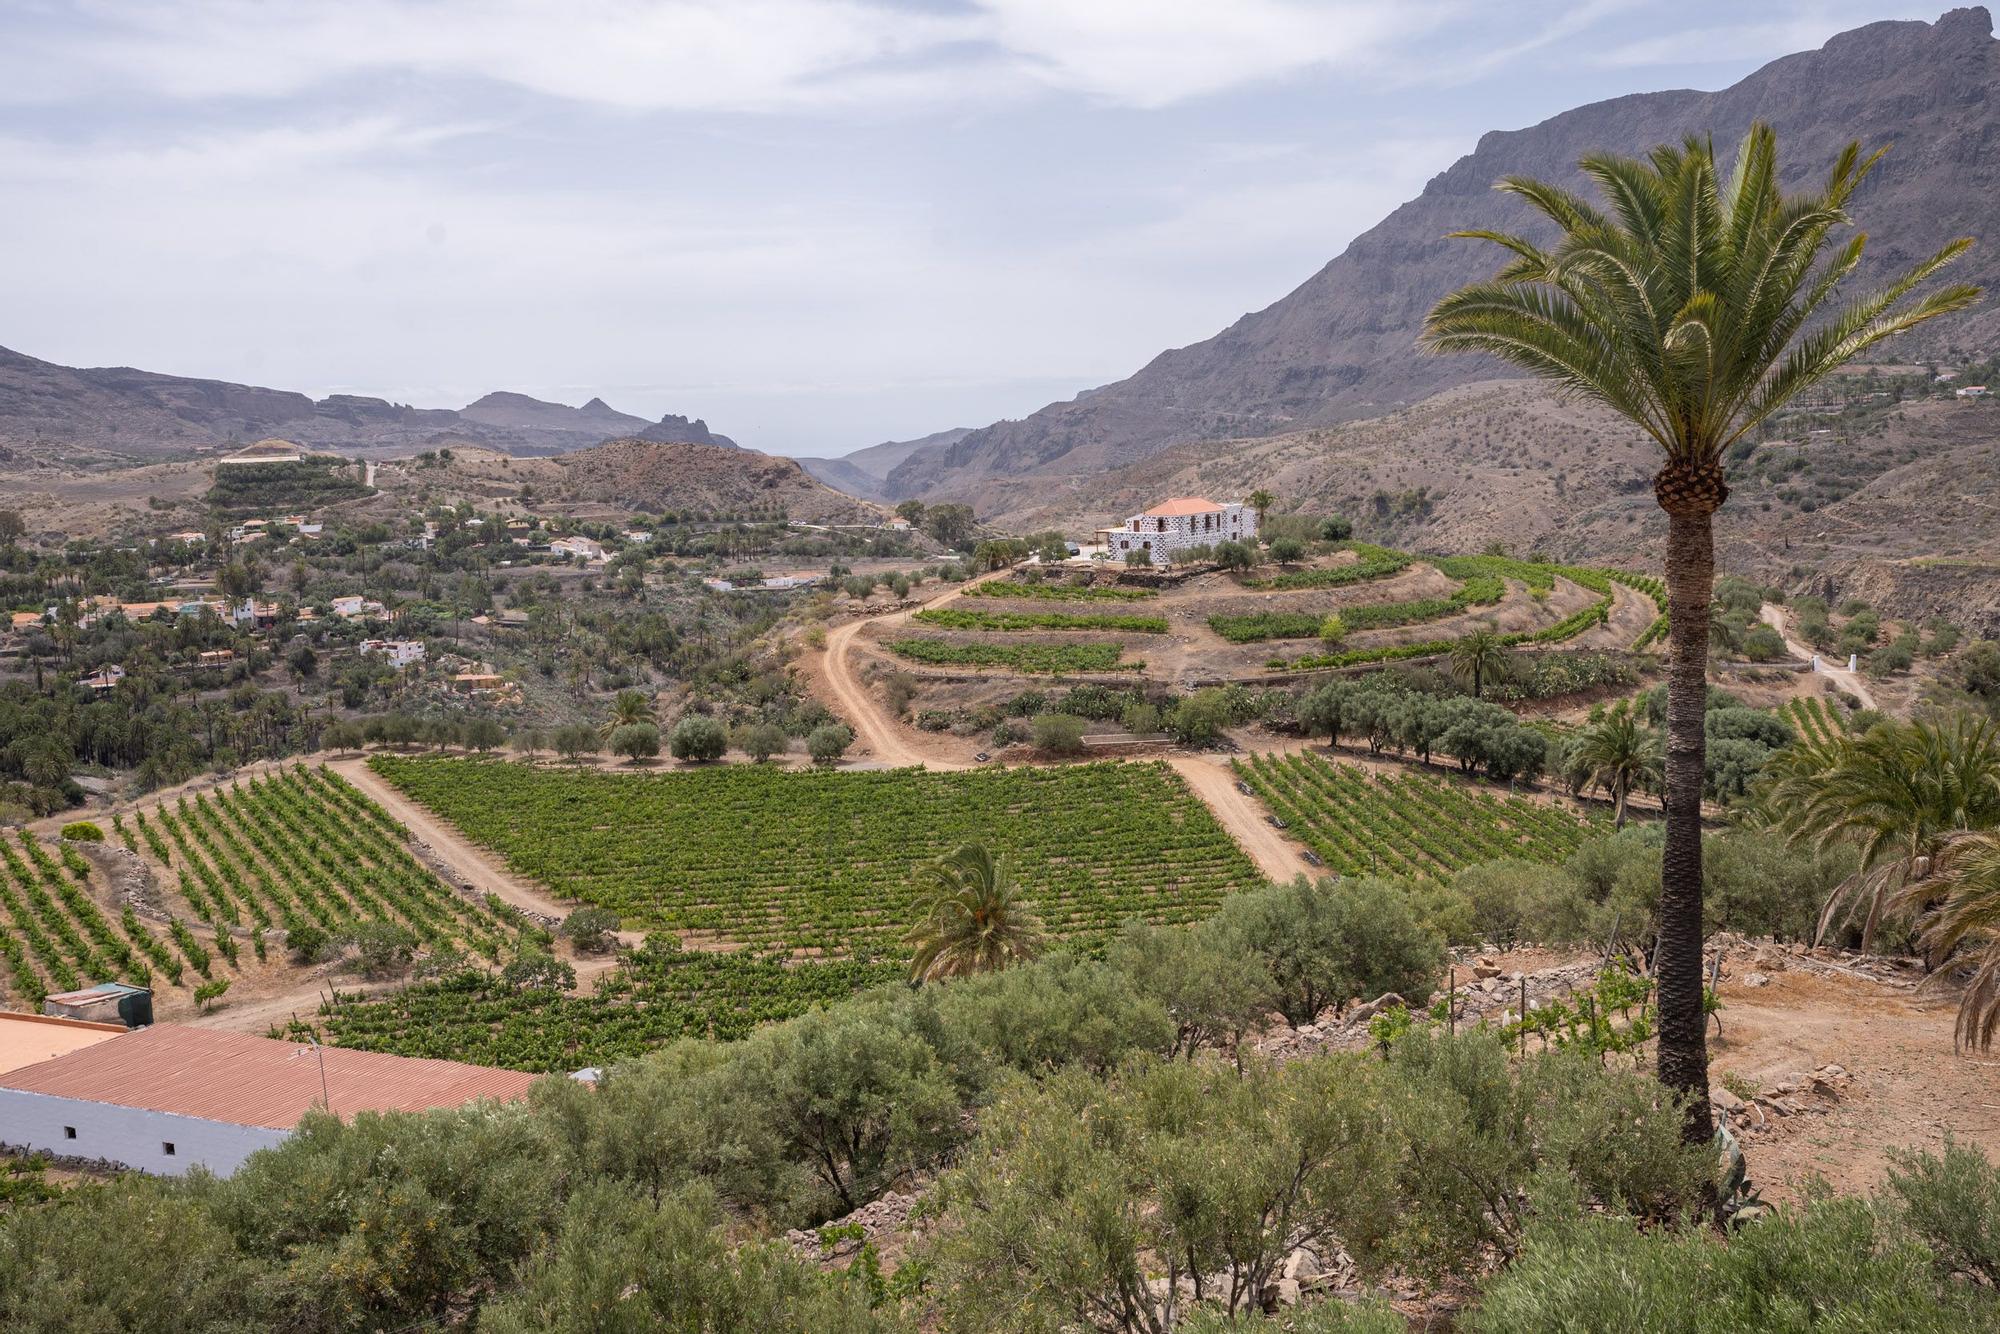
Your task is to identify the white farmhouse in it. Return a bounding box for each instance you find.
[359,638,426,669]
[1103,497,1257,567]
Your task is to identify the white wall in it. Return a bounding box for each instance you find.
[0,1089,288,1177]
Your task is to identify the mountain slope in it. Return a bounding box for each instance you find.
[795,427,973,500]
[0,345,737,461]
[551,439,877,524]
[890,6,2000,499]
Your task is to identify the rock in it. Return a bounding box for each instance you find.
[1711,1086,1746,1114]
[1283,1247,1323,1283]
[1473,964,1503,980]
[1742,972,1770,988]
[1345,993,1407,1026]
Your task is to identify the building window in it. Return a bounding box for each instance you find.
[62,1126,76,1140]
[162,1142,176,1157]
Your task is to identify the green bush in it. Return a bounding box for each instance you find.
[670,715,728,762]
[58,821,104,843]
[608,721,661,762]
[806,723,854,765]
[1030,712,1088,755]
[1215,875,1444,1024]
[561,906,623,954]
[1884,1141,2000,1287]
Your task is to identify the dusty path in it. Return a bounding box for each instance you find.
[1168,754,1315,884]
[328,756,575,920]
[1760,604,1876,710]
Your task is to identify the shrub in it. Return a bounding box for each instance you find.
[1120,701,1161,735]
[561,906,622,955]
[1030,713,1088,755]
[1884,1141,2000,1287]
[1320,516,1354,541]
[501,948,576,992]
[806,723,853,765]
[1269,536,1307,563]
[1215,875,1445,1024]
[608,722,661,762]
[346,921,418,979]
[286,922,333,964]
[1319,612,1348,647]
[1739,623,1786,661]
[1165,689,1233,746]
[736,722,789,762]
[552,724,598,762]
[1215,540,1256,571]
[59,821,104,843]
[670,715,728,763]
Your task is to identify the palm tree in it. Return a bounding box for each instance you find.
[599,689,652,742]
[1569,704,1663,829]
[1448,628,1507,699]
[1423,123,1978,1141]
[1761,715,2000,953]
[1246,489,1276,534]
[904,843,1045,983]
[1899,831,2000,1051]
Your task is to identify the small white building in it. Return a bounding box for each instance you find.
[359,638,426,669]
[1104,497,1257,567]
[549,535,606,562]
[330,595,387,620]
[0,1021,537,1178]
[1957,384,1989,399]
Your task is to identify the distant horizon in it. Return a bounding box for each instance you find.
[0,2,1949,455]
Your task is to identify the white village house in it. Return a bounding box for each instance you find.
[1100,497,1258,567]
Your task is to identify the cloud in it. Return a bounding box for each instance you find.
[3,0,1464,114]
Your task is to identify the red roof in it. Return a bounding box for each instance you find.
[0,1024,538,1129]
[1141,497,1226,517]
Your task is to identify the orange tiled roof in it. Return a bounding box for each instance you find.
[1141,497,1226,517]
[0,1024,538,1129]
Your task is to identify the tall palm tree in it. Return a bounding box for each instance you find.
[1423,123,1978,1141]
[1448,628,1507,699]
[1761,715,2000,953]
[904,843,1045,984]
[1569,703,1664,829]
[1899,831,2000,1051]
[599,689,652,742]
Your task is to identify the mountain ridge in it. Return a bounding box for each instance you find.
[887,6,2000,500]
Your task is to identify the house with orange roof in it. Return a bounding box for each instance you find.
[1104,496,1256,567]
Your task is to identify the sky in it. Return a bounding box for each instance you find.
[0,0,1955,457]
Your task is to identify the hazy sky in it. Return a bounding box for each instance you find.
[0,1,1949,456]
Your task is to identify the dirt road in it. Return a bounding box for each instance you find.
[1168,754,1315,883]
[329,756,575,920]
[1760,604,1876,710]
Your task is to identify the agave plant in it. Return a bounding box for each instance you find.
[904,843,1046,984]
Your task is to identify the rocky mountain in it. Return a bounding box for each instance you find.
[0,345,738,462]
[635,414,739,449]
[794,427,973,501]
[889,7,2000,500]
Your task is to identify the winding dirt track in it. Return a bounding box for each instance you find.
[329,756,575,920]
[1760,604,1877,710]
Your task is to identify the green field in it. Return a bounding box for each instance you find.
[885,637,1139,673]
[1233,751,1603,879]
[913,607,1169,634]
[309,942,900,1072]
[370,757,1263,954]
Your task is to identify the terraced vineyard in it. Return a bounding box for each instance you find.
[126,766,523,960]
[1209,575,1506,643]
[962,578,1157,601]
[884,638,1138,673]
[1233,751,1603,879]
[371,757,1262,954]
[913,607,1169,634]
[1780,695,1852,743]
[311,941,902,1072]
[0,830,205,1009]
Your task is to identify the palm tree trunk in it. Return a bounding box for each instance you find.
[1659,506,1715,1146]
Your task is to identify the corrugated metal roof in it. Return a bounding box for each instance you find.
[0,1012,125,1077]
[1141,497,1226,517]
[0,1024,539,1129]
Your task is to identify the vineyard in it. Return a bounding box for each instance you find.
[1208,575,1506,643]
[309,941,902,1071]
[913,607,1169,634]
[122,766,523,960]
[1780,695,1852,743]
[0,830,206,1010]
[1232,751,1603,879]
[370,757,1263,954]
[884,638,1138,673]
[962,579,1157,602]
